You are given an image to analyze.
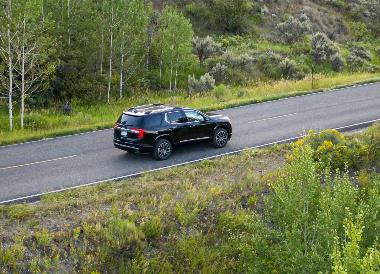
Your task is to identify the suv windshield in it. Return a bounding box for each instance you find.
[117,114,143,127]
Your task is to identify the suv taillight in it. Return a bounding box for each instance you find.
[130,128,145,139]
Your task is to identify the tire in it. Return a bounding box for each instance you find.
[153,138,173,160]
[213,128,229,148]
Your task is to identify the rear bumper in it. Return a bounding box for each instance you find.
[113,139,153,153]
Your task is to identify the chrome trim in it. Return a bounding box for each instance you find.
[179,136,211,143]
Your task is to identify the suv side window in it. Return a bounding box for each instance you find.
[167,111,187,124]
[144,114,163,129]
[184,110,205,122]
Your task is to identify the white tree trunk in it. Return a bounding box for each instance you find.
[119,53,124,99]
[107,6,114,103]
[159,48,163,86]
[174,54,179,91]
[169,48,173,91]
[67,0,71,46]
[7,0,13,131]
[41,0,45,23]
[100,29,104,74]
[146,44,150,71]
[21,16,26,129]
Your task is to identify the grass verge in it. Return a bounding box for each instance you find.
[0,72,379,146]
[0,125,379,273]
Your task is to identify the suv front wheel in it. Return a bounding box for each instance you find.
[213,128,229,148]
[153,138,173,160]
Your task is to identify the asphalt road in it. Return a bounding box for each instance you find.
[1,83,380,203]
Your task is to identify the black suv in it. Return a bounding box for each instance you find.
[113,104,232,160]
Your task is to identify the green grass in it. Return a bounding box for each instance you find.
[0,72,379,146]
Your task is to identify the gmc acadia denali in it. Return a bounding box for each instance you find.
[113,104,232,160]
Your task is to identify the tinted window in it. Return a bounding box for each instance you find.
[185,110,205,122]
[167,111,187,124]
[144,114,162,128]
[117,114,143,127]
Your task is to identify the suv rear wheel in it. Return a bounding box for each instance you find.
[153,138,172,160]
[213,128,229,148]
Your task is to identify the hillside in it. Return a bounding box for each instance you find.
[0,0,379,143]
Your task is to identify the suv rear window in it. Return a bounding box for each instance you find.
[117,114,143,127]
[144,114,163,128]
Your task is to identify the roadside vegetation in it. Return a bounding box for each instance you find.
[1,72,379,146]
[1,0,380,144]
[0,124,379,273]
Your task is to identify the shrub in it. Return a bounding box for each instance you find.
[212,0,253,33]
[347,54,366,72]
[376,48,380,58]
[188,73,215,96]
[192,36,222,67]
[257,49,283,79]
[34,229,52,248]
[296,127,380,171]
[331,53,345,72]
[350,45,372,61]
[331,214,380,273]
[311,32,337,63]
[279,57,303,79]
[141,217,163,240]
[104,215,145,253]
[221,51,256,69]
[209,63,227,84]
[362,123,380,167]
[276,15,311,44]
[348,21,371,41]
[257,50,303,80]
[214,84,227,100]
[7,204,32,221]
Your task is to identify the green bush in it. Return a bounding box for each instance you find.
[213,84,227,100]
[212,0,253,33]
[105,219,144,251]
[188,73,215,96]
[311,32,337,63]
[362,123,380,167]
[141,217,163,239]
[7,204,33,221]
[347,54,366,72]
[34,229,52,248]
[276,15,311,44]
[350,45,372,61]
[209,63,227,84]
[296,129,367,170]
[331,52,345,72]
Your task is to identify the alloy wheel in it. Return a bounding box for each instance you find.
[216,130,228,147]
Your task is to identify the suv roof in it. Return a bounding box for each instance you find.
[124,104,189,116]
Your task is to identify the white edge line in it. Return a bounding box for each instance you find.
[1,117,379,205]
[1,81,379,149]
